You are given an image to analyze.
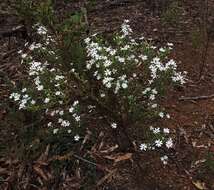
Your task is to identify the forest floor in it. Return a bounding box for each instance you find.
[0,0,214,190]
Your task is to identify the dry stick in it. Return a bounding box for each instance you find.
[179,94,214,101]
[72,154,98,167]
[81,3,89,34]
[90,0,134,11]
[72,154,109,171]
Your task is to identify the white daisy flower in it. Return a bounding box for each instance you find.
[111,123,117,129]
[166,138,173,149]
[74,135,80,141]
[140,143,147,151]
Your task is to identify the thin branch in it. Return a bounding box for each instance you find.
[72,154,97,167]
[179,94,214,101]
[0,179,9,183]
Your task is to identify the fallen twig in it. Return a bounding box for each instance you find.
[179,94,214,101]
[89,0,137,12]
[50,152,107,171]
[96,169,117,187]
[2,49,17,59]
[0,25,27,39]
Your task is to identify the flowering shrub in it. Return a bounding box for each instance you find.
[9,19,186,165]
[83,20,186,163]
[10,24,84,143]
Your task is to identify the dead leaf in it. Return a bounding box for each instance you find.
[33,165,48,181]
[191,159,206,168]
[80,130,91,150]
[50,152,73,161]
[0,167,8,174]
[98,140,104,151]
[100,144,119,153]
[114,153,132,163]
[38,145,50,162]
[104,153,132,163]
[192,181,207,190]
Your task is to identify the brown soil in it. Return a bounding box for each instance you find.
[0,1,214,190]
